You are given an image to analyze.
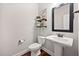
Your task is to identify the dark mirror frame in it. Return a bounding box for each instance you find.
[52,3,74,32]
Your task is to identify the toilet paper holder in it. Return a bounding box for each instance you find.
[18,39,25,45]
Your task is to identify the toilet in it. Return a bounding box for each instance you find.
[28,36,46,56]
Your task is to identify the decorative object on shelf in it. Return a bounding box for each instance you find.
[39,9,47,18]
[36,16,41,22]
[35,16,47,28]
[35,8,47,28]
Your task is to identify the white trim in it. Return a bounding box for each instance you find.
[13,47,54,56]
[12,49,29,56]
[42,47,54,56]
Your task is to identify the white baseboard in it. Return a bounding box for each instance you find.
[13,47,54,56]
[42,47,54,56]
[13,49,29,56]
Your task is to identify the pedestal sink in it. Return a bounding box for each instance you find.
[40,35,73,56]
[46,35,73,47]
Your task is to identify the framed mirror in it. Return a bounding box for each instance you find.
[52,3,74,32]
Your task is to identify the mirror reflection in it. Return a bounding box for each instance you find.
[54,4,70,30]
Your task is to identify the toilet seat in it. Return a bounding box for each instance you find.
[29,43,42,50]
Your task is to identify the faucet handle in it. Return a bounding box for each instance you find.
[57,33,64,37]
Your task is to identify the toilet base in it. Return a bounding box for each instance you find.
[31,49,41,56]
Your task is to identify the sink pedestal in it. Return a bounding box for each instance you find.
[53,43,63,56]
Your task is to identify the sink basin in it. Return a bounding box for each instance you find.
[46,35,73,47]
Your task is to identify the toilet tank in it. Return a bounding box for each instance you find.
[38,36,46,45]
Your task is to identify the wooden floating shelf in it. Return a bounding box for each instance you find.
[74,10,79,13]
[41,18,47,21]
[36,26,47,28]
[36,20,42,22]
[36,19,47,22]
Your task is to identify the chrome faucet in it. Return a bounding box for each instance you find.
[57,33,64,37]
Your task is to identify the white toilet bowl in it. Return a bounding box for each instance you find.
[28,36,46,56]
[29,43,42,56]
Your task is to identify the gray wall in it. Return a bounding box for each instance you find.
[38,3,78,56]
[0,3,38,56]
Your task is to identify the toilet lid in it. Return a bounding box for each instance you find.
[29,43,42,49]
